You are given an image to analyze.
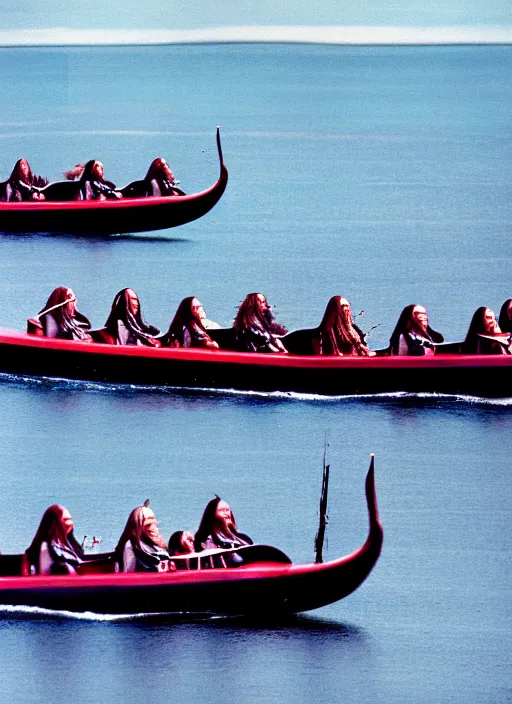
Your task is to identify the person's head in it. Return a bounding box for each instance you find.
[125,288,140,316]
[81,160,105,182]
[320,296,353,328]
[117,503,167,552]
[43,286,77,318]
[30,504,74,546]
[11,158,33,183]
[146,158,175,183]
[409,305,429,333]
[464,306,501,349]
[168,530,195,556]
[165,296,207,340]
[234,292,275,332]
[482,307,499,334]
[194,496,239,547]
[498,299,512,333]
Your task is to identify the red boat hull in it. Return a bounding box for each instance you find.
[0,129,227,235]
[0,329,510,397]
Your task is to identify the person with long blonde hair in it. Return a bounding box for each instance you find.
[115,504,171,572]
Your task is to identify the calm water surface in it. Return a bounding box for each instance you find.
[0,44,510,704]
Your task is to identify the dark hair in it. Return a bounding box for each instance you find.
[104,288,160,343]
[168,531,194,556]
[498,299,512,333]
[161,296,207,347]
[463,306,496,353]
[194,496,252,552]
[389,304,443,354]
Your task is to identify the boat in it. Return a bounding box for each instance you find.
[0,460,382,616]
[0,327,510,397]
[0,128,228,235]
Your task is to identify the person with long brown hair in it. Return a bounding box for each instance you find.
[312,296,373,356]
[119,157,185,198]
[233,292,288,353]
[388,304,444,356]
[27,286,92,341]
[115,503,171,572]
[0,159,47,201]
[194,497,253,552]
[160,297,219,349]
[25,505,84,575]
[463,306,509,354]
[94,288,160,346]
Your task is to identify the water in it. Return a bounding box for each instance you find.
[0,44,510,704]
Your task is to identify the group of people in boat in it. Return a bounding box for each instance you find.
[26,286,512,355]
[0,157,185,202]
[22,497,252,575]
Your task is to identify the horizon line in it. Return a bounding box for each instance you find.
[0,25,512,47]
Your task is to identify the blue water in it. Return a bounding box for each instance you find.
[0,44,511,704]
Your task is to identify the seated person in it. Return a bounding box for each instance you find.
[115,502,171,572]
[168,530,195,556]
[25,504,84,575]
[194,497,253,552]
[119,158,185,198]
[160,297,219,349]
[93,288,161,346]
[311,296,373,356]
[0,159,47,201]
[389,304,444,356]
[463,307,509,354]
[498,299,512,334]
[42,160,121,201]
[233,292,288,353]
[27,286,92,341]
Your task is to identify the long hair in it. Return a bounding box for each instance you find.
[389,304,443,354]
[9,159,34,185]
[498,299,512,333]
[168,531,195,556]
[115,505,168,556]
[463,306,501,353]
[25,504,83,570]
[318,296,369,356]
[79,160,116,189]
[162,296,207,347]
[194,496,252,551]
[104,288,160,345]
[145,158,175,183]
[233,292,287,335]
[39,286,91,341]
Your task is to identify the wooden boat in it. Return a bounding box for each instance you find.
[0,328,510,397]
[0,128,228,235]
[0,461,382,616]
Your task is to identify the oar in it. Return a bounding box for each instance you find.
[314,431,330,564]
[31,294,76,321]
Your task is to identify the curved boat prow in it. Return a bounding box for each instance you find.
[0,128,228,235]
[280,455,383,614]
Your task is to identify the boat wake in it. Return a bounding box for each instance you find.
[0,603,224,623]
[0,372,510,406]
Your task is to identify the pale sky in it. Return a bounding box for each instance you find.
[1,0,512,44]
[3,0,512,30]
